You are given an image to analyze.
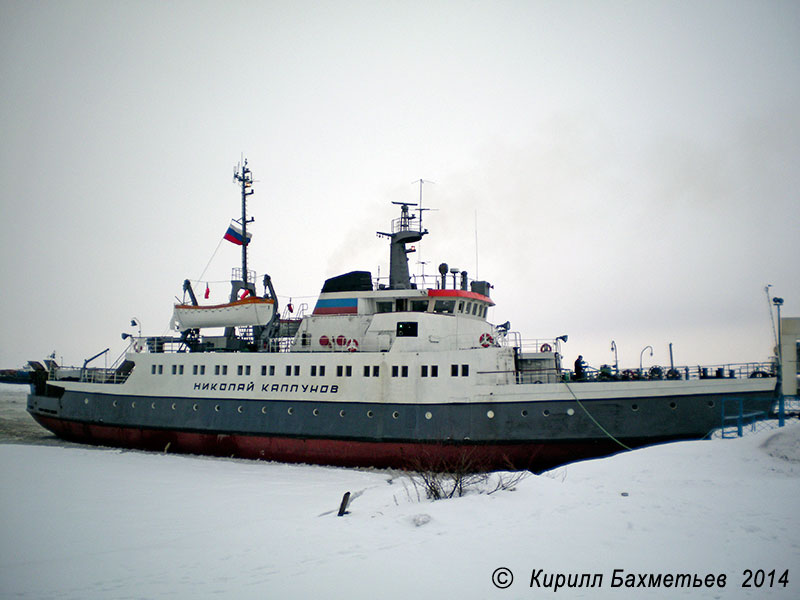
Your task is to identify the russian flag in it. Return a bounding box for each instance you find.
[223,221,252,246]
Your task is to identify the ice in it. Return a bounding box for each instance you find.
[1,421,798,599]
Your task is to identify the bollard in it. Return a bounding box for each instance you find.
[337,491,351,516]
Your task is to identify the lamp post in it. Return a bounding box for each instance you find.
[611,340,619,374]
[640,345,653,374]
[773,298,783,362]
[130,318,142,339]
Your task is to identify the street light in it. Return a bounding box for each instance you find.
[640,345,653,373]
[611,340,619,374]
[773,297,784,363]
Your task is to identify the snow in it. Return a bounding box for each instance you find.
[1,420,798,599]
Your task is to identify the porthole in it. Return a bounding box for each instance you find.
[521,409,528,417]
[631,404,639,412]
[486,410,495,419]
[131,401,136,408]
[367,410,374,418]
[392,411,400,419]
[84,398,89,405]
[425,411,432,420]
[287,407,294,415]
[215,405,221,412]
[339,409,346,418]
[669,402,677,410]
[238,406,244,413]
[192,403,198,412]
[542,409,550,417]
[151,402,156,410]
[261,406,267,414]
[707,400,715,408]
[171,403,176,410]
[112,400,117,407]
[567,408,575,416]
[313,408,319,416]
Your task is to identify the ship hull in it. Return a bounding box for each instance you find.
[28,383,777,471]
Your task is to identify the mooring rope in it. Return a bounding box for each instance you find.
[562,379,632,451]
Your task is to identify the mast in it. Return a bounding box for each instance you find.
[233,159,254,287]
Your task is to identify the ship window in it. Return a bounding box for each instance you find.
[311,365,317,376]
[402,366,408,378]
[171,365,177,375]
[431,365,438,377]
[411,300,428,312]
[395,299,407,312]
[337,365,343,377]
[286,365,292,376]
[396,321,418,337]
[372,366,379,377]
[222,365,228,376]
[237,365,243,376]
[471,303,478,316]
[421,365,428,377]
[346,365,352,377]
[451,364,458,376]
[320,365,325,376]
[458,301,464,312]
[158,365,163,375]
[193,365,198,375]
[433,300,455,314]
[246,365,250,376]
[151,365,156,375]
[179,365,184,375]
[465,302,472,314]
[392,366,399,377]
[215,365,220,375]
[294,365,300,376]
[261,365,267,376]
[462,364,469,376]
[200,365,205,375]
[301,332,311,347]
[377,301,393,313]
[269,365,275,376]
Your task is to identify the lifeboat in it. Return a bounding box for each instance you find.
[172,296,275,330]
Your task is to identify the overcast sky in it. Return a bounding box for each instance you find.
[1,0,798,371]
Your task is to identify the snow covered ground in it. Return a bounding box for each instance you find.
[1,384,798,599]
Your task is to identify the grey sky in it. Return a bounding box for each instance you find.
[1,0,798,370]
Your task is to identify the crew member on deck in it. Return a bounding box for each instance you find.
[574,355,585,381]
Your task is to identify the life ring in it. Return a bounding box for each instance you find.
[479,333,494,348]
[347,339,359,352]
[540,343,552,353]
[319,335,330,347]
[336,335,347,347]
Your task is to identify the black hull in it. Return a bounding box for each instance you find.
[28,385,777,471]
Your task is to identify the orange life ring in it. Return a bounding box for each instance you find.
[540,343,552,352]
[480,333,494,348]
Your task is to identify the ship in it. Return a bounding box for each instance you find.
[27,160,781,471]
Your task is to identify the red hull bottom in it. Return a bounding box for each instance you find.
[32,414,640,471]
